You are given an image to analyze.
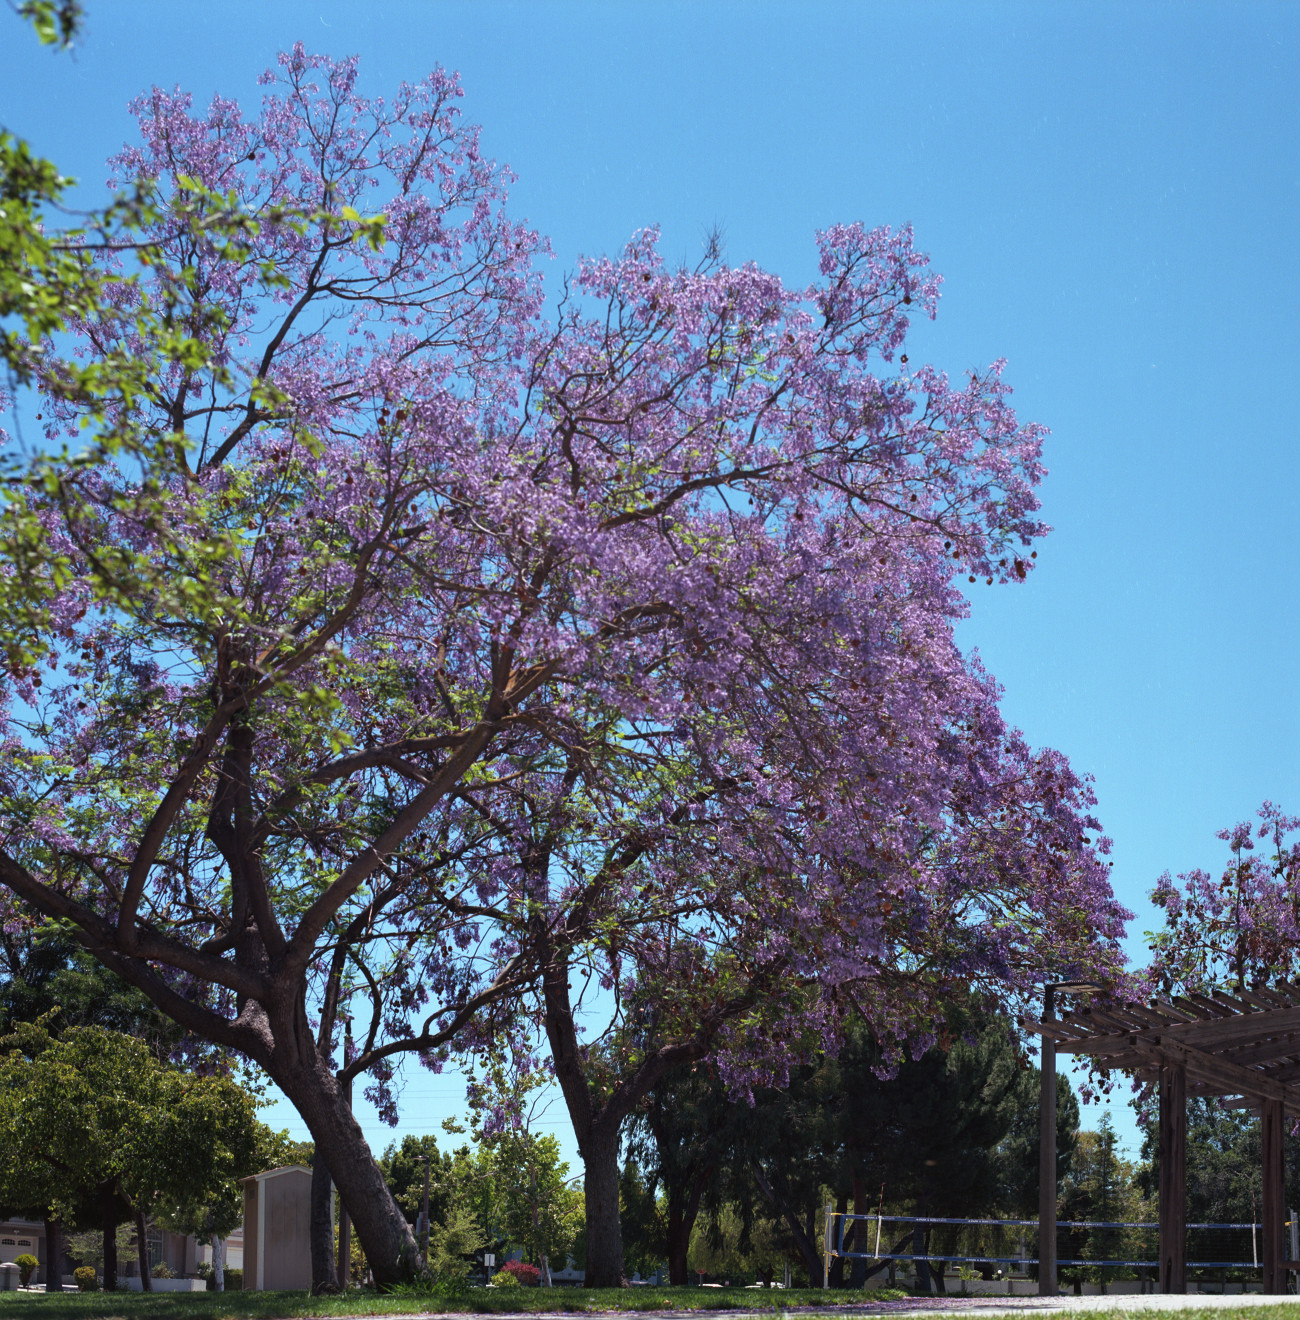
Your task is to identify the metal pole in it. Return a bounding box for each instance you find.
[823,1203,832,1289]
[1038,985,1057,1296]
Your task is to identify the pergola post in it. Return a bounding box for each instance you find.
[1262,1097,1285,1294]
[1038,996,1057,1297]
[1158,1063,1186,1293]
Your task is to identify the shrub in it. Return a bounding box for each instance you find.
[388,1273,473,1302]
[490,1269,519,1288]
[502,1260,540,1287]
[153,1263,174,1279]
[224,1268,243,1290]
[13,1255,37,1287]
[73,1267,97,1292]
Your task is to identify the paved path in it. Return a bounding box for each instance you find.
[802,1295,1300,1317]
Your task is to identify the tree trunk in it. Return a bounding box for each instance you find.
[338,1200,352,1288]
[665,1164,711,1285]
[912,1222,930,1293]
[135,1210,152,1292]
[748,1160,823,1284]
[271,1044,422,1288]
[100,1180,118,1291]
[666,1209,690,1287]
[580,1129,624,1288]
[310,1149,340,1294]
[338,1053,353,1287]
[848,1174,869,1288]
[212,1237,226,1292]
[43,1215,62,1293]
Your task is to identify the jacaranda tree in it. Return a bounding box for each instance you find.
[1147,801,1300,995]
[0,45,1129,1285]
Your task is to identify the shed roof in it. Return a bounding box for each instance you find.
[239,1164,313,1186]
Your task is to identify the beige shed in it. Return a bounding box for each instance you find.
[240,1165,320,1291]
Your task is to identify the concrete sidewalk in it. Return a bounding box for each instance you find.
[388,1298,1300,1320]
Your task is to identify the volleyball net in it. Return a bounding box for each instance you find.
[823,1211,1298,1281]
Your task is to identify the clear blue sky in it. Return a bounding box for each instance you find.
[4,0,1297,1167]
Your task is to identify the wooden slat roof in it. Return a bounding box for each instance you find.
[1025,983,1300,1115]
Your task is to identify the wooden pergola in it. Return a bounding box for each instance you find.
[1028,982,1300,1295]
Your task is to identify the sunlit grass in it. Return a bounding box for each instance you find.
[0,1286,899,1319]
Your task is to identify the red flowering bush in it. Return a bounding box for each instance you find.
[502,1260,540,1287]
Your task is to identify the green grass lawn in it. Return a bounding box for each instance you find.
[10,1290,1300,1320]
[0,1287,896,1320]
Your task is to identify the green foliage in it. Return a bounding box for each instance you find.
[377,1135,452,1234]
[152,1264,174,1281]
[16,0,84,46]
[383,1271,474,1304]
[0,1023,259,1242]
[488,1270,518,1288]
[0,920,198,1063]
[71,1267,95,1292]
[13,1254,37,1286]
[252,1127,313,1173]
[63,1225,133,1273]
[1059,1112,1151,1281]
[687,1204,785,1283]
[428,1205,485,1280]
[475,1131,583,1269]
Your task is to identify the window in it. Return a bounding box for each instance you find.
[15,1240,30,1247]
[0,1239,13,1246]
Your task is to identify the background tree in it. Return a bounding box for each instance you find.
[1059,1113,1150,1283]
[618,1160,666,1281]
[0,1022,257,1291]
[629,1009,1080,1289]
[1134,1097,1300,1275]
[478,1130,582,1283]
[0,919,191,1060]
[626,1063,737,1284]
[157,1119,293,1292]
[1146,802,1300,996]
[378,1134,454,1248]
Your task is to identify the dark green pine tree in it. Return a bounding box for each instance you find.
[0,918,183,1058]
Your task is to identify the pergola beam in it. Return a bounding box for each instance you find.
[1028,985,1300,1298]
[1263,1098,1285,1294]
[1158,1063,1186,1294]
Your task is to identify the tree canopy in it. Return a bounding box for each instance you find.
[0,1022,258,1289]
[1146,802,1300,996]
[0,37,1129,1285]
